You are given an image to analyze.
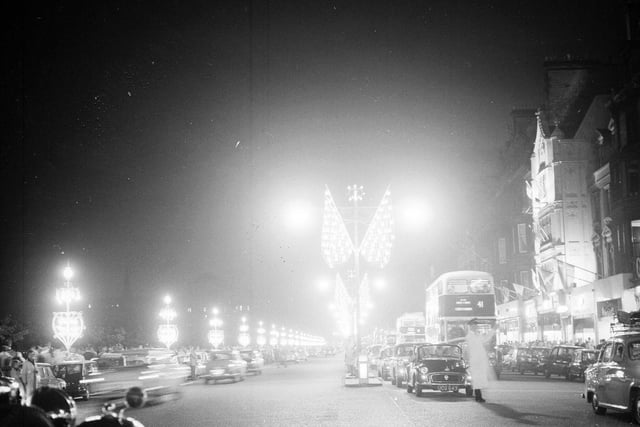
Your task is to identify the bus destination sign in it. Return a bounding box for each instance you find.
[439,294,495,317]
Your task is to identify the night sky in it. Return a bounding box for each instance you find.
[4,1,625,341]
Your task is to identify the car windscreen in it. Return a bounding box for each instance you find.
[629,341,640,360]
[212,353,232,360]
[396,346,413,356]
[418,345,461,359]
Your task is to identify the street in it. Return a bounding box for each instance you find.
[75,355,633,427]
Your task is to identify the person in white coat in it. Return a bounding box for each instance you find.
[465,319,496,403]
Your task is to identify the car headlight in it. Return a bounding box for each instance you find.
[419,367,429,375]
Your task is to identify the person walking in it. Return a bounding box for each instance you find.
[465,319,496,403]
[20,349,39,405]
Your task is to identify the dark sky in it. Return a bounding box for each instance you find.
[4,0,625,340]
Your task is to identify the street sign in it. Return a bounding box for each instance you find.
[439,294,496,317]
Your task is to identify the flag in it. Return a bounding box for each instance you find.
[513,283,525,298]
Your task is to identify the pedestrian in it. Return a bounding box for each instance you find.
[20,348,39,405]
[0,345,12,377]
[465,319,496,403]
[188,347,198,380]
[8,357,24,403]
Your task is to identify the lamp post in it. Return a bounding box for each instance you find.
[52,263,84,352]
[321,185,394,350]
[208,307,224,348]
[157,295,178,349]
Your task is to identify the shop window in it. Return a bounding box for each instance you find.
[632,220,640,258]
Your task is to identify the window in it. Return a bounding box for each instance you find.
[517,223,528,253]
[498,238,507,264]
[601,343,614,363]
[630,342,640,360]
[540,215,553,245]
[520,271,530,289]
[628,160,640,195]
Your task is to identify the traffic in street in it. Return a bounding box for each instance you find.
[72,352,632,427]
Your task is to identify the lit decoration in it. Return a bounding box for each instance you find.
[269,325,279,346]
[157,324,178,349]
[256,321,266,347]
[52,263,84,352]
[360,187,394,268]
[157,295,178,349]
[52,312,84,351]
[208,308,224,348]
[321,187,354,268]
[238,317,251,347]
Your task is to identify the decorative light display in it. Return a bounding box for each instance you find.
[321,187,354,268]
[359,188,394,268]
[238,316,251,347]
[157,295,178,349]
[256,321,266,347]
[52,263,84,352]
[269,325,279,346]
[208,308,224,348]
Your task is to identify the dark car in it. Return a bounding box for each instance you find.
[391,342,425,388]
[239,349,264,375]
[515,347,550,375]
[36,363,67,391]
[203,350,247,384]
[566,348,597,381]
[377,346,394,381]
[543,345,582,378]
[584,313,640,423]
[406,344,473,397]
[54,359,98,400]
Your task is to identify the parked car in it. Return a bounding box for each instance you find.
[515,347,550,375]
[543,345,582,378]
[54,359,98,400]
[36,362,66,390]
[240,349,264,375]
[566,348,597,381]
[203,350,247,384]
[391,342,425,388]
[377,346,394,381]
[584,315,640,423]
[406,343,473,397]
[367,344,383,374]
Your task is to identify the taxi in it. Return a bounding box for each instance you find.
[583,310,640,423]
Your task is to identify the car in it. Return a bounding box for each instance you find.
[406,343,473,397]
[543,345,582,378]
[36,363,66,390]
[377,346,394,381]
[390,342,425,388]
[54,359,98,400]
[367,344,383,374]
[515,347,550,375]
[566,348,597,381]
[203,350,247,384]
[239,349,264,375]
[584,311,640,422]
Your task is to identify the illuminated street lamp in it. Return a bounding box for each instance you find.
[269,325,279,346]
[238,316,251,347]
[52,263,84,352]
[207,307,224,348]
[157,295,178,349]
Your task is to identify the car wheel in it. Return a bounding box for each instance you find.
[406,378,413,394]
[465,386,473,397]
[520,370,525,375]
[415,385,422,397]
[592,393,607,415]
[544,368,551,379]
[82,390,90,401]
[633,394,640,424]
[204,379,210,385]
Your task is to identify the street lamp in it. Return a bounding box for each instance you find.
[52,263,84,352]
[157,295,178,349]
[208,307,224,348]
[321,185,394,349]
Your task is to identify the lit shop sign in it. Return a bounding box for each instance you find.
[439,294,496,317]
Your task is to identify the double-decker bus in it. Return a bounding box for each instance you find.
[424,271,497,343]
[395,312,425,344]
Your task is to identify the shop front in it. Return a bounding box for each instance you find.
[523,299,538,343]
[497,300,521,344]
